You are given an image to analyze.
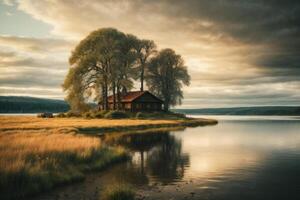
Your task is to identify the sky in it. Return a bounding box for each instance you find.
[0,0,299,108]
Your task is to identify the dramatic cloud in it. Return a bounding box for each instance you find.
[0,36,69,98]
[0,35,74,54]
[0,0,299,107]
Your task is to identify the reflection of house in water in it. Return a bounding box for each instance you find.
[102,131,190,184]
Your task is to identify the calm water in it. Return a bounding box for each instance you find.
[100,116,300,200]
[35,116,300,200]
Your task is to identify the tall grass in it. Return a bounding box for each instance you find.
[0,129,127,200]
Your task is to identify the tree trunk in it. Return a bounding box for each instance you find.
[101,84,105,110]
[117,83,121,110]
[140,64,144,91]
[112,81,116,110]
[164,101,169,112]
[104,76,108,110]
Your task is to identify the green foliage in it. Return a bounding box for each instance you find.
[64,28,142,112]
[135,112,147,119]
[101,184,135,200]
[57,110,186,120]
[82,111,94,119]
[63,28,189,113]
[135,111,187,120]
[66,111,81,118]
[94,110,108,118]
[55,112,66,118]
[104,111,129,119]
[146,48,190,111]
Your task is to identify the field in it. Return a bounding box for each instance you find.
[0,116,217,199]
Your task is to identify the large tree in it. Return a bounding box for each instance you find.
[63,28,137,111]
[146,49,190,111]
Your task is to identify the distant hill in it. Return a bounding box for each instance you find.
[174,106,300,116]
[0,96,70,113]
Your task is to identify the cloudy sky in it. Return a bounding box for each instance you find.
[0,0,299,108]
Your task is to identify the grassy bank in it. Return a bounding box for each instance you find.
[0,116,217,133]
[0,115,217,199]
[0,129,128,200]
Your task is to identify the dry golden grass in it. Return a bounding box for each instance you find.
[0,128,127,199]
[0,129,99,172]
[0,116,179,131]
[0,115,216,199]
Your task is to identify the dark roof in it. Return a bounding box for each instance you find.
[107,91,163,103]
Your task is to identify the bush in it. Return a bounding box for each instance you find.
[169,112,187,119]
[101,184,135,200]
[55,112,66,118]
[94,110,108,118]
[136,111,187,120]
[65,111,81,118]
[104,111,129,119]
[37,112,53,118]
[135,112,148,119]
[82,111,93,119]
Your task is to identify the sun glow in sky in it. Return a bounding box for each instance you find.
[0,0,299,108]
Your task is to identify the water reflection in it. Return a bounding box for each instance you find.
[101,131,189,184]
[100,119,300,200]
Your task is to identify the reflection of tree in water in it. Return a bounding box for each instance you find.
[103,132,169,173]
[146,134,189,184]
[103,131,189,185]
[103,131,168,152]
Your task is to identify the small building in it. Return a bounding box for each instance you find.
[107,91,163,112]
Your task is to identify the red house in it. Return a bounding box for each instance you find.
[106,91,163,112]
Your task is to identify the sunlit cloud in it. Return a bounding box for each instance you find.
[0,0,299,106]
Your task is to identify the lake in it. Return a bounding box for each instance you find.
[35,115,300,200]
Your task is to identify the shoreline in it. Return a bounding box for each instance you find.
[0,116,218,133]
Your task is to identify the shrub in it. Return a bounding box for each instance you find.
[55,112,66,118]
[65,111,81,118]
[101,184,135,200]
[37,113,53,118]
[82,111,93,119]
[104,111,129,119]
[136,111,187,120]
[135,112,148,119]
[94,110,108,118]
[172,112,187,119]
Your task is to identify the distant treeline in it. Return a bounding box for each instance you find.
[0,96,70,113]
[174,106,300,116]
